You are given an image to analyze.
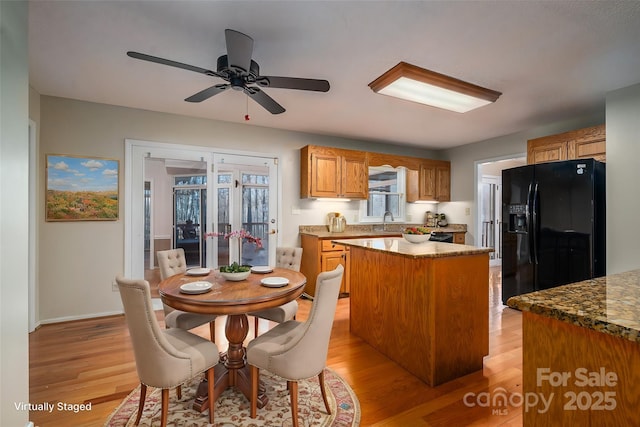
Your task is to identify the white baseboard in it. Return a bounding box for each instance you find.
[37,310,124,326]
[36,302,165,326]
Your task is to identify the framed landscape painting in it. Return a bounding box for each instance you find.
[46,154,119,221]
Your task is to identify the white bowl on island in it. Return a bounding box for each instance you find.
[402,233,431,243]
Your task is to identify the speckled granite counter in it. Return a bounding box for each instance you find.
[333,237,492,259]
[299,223,466,238]
[507,270,640,343]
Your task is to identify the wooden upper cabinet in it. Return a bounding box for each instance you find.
[527,140,568,164]
[340,152,369,198]
[416,161,451,202]
[527,124,605,164]
[302,145,451,201]
[300,145,368,199]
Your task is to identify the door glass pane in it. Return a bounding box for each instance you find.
[241,172,269,266]
[144,181,151,268]
[174,188,202,266]
[217,186,230,266]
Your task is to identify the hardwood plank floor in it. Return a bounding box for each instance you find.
[29,266,524,426]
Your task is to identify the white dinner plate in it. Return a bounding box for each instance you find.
[180,281,213,294]
[186,267,211,276]
[260,277,289,288]
[251,266,274,274]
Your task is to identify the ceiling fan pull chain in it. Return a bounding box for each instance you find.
[245,95,250,121]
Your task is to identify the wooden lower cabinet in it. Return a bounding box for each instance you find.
[522,312,640,426]
[300,235,350,297]
[453,233,465,244]
[350,247,489,386]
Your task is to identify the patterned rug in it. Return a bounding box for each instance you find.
[105,368,360,427]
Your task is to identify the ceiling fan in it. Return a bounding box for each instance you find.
[127,29,330,115]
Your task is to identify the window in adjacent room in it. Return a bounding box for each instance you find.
[359,166,406,222]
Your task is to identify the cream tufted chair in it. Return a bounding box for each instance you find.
[247,264,344,427]
[249,247,303,338]
[116,276,218,427]
[156,248,218,341]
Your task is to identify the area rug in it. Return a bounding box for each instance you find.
[105,368,360,427]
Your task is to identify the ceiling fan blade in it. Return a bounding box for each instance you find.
[225,29,254,73]
[244,87,285,114]
[185,84,229,103]
[259,76,330,92]
[127,51,218,77]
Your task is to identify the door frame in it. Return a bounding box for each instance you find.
[124,139,281,279]
[474,153,526,266]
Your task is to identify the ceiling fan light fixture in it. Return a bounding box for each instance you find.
[368,62,501,113]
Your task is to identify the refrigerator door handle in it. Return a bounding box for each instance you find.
[532,182,539,265]
[527,183,533,264]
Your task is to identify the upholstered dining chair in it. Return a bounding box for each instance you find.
[249,247,303,338]
[247,264,344,427]
[116,276,218,427]
[156,248,218,341]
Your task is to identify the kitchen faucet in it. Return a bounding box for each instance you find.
[383,211,394,231]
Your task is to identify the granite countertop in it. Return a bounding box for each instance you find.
[299,224,466,238]
[332,237,492,259]
[507,270,640,343]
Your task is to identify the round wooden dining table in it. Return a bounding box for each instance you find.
[159,267,306,413]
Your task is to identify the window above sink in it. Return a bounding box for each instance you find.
[359,166,406,223]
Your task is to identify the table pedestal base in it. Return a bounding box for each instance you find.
[192,361,268,412]
[192,314,268,413]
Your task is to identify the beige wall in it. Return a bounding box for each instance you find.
[34,85,640,323]
[36,96,438,322]
[1,1,30,425]
[606,83,640,273]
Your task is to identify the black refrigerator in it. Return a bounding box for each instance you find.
[501,159,605,304]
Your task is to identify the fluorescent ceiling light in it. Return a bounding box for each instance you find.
[369,62,501,113]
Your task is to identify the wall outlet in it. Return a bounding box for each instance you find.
[112,280,119,292]
[465,207,471,216]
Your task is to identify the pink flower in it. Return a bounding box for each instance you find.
[205,229,263,249]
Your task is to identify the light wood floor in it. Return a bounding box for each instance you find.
[29,266,524,426]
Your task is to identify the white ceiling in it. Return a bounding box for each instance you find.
[28,1,640,150]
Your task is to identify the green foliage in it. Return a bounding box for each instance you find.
[219,262,251,273]
[46,190,118,220]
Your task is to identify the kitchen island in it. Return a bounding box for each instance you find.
[334,237,492,386]
[507,270,640,426]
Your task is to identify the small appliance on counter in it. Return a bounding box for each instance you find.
[437,213,448,227]
[326,212,346,233]
[425,211,438,228]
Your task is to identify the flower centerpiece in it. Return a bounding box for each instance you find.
[205,229,263,278]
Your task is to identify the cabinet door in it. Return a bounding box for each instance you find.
[419,163,437,200]
[527,140,568,164]
[341,153,368,199]
[570,139,606,162]
[453,233,466,244]
[321,250,350,294]
[568,125,606,162]
[436,164,451,201]
[310,152,340,197]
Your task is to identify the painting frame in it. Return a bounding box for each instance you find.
[45,154,120,221]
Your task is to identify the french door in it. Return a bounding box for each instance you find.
[125,140,279,280]
[210,153,277,267]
